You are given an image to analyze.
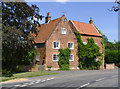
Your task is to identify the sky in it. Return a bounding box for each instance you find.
[27,1,118,42]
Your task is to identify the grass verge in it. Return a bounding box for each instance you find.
[1,71,58,82]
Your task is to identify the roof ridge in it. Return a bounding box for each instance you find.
[70,20,91,25]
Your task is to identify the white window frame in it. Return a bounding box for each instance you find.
[53,54,59,62]
[68,42,74,49]
[36,54,40,61]
[69,54,74,61]
[83,42,87,45]
[53,41,60,49]
[34,45,37,49]
[61,28,67,34]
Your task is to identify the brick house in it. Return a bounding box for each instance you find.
[69,17,104,69]
[31,13,104,70]
[31,13,79,70]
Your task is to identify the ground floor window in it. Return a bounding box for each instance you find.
[53,54,59,61]
[69,54,74,61]
[36,54,40,61]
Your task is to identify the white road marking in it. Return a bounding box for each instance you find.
[80,83,90,88]
[50,77,55,80]
[46,78,51,81]
[95,78,105,82]
[19,85,27,87]
[28,82,34,85]
[14,84,21,87]
[35,81,40,83]
[112,75,117,77]
[24,83,29,85]
[41,80,46,82]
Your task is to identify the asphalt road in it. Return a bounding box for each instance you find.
[2,68,119,89]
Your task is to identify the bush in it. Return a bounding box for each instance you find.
[105,49,119,64]
[47,66,52,71]
[58,48,71,70]
[2,69,13,77]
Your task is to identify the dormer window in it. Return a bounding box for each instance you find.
[61,28,66,34]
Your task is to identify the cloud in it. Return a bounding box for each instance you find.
[56,0,68,3]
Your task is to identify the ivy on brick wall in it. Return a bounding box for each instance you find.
[74,31,102,70]
[58,48,71,70]
[94,25,105,60]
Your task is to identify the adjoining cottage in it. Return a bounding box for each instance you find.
[69,17,104,69]
[31,13,104,70]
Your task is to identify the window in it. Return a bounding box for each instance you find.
[68,43,74,49]
[53,54,59,61]
[61,28,66,34]
[83,42,87,45]
[69,54,74,61]
[53,42,60,49]
[36,54,40,61]
[34,45,37,49]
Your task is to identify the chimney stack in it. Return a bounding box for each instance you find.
[89,17,93,24]
[45,12,51,23]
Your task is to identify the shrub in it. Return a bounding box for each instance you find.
[47,66,52,71]
[58,48,71,70]
[2,69,13,77]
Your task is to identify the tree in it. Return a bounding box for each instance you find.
[105,41,120,65]
[103,35,108,43]
[2,2,43,74]
[110,0,120,12]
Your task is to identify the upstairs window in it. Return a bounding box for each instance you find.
[61,28,66,34]
[53,54,59,61]
[68,43,74,49]
[83,42,87,45]
[53,42,60,49]
[69,54,74,61]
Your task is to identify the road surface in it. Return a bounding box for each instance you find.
[2,68,119,89]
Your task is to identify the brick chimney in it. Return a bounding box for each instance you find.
[89,17,93,24]
[45,12,51,23]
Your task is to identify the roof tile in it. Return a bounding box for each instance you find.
[70,20,101,36]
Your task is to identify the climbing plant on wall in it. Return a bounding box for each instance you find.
[74,31,102,70]
[58,48,71,70]
[94,25,105,60]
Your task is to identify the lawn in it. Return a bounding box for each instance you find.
[1,71,58,82]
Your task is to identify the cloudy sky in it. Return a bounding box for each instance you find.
[27,1,118,42]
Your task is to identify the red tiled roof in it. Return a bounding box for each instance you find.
[33,17,61,43]
[70,20,102,37]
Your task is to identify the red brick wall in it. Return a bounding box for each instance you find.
[36,46,46,65]
[106,63,115,70]
[69,20,104,69]
[81,35,102,53]
[45,15,79,70]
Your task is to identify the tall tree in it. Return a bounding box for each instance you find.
[2,2,43,73]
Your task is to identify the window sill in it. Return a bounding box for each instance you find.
[53,60,59,62]
[69,60,74,62]
[53,48,60,49]
[69,48,74,50]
